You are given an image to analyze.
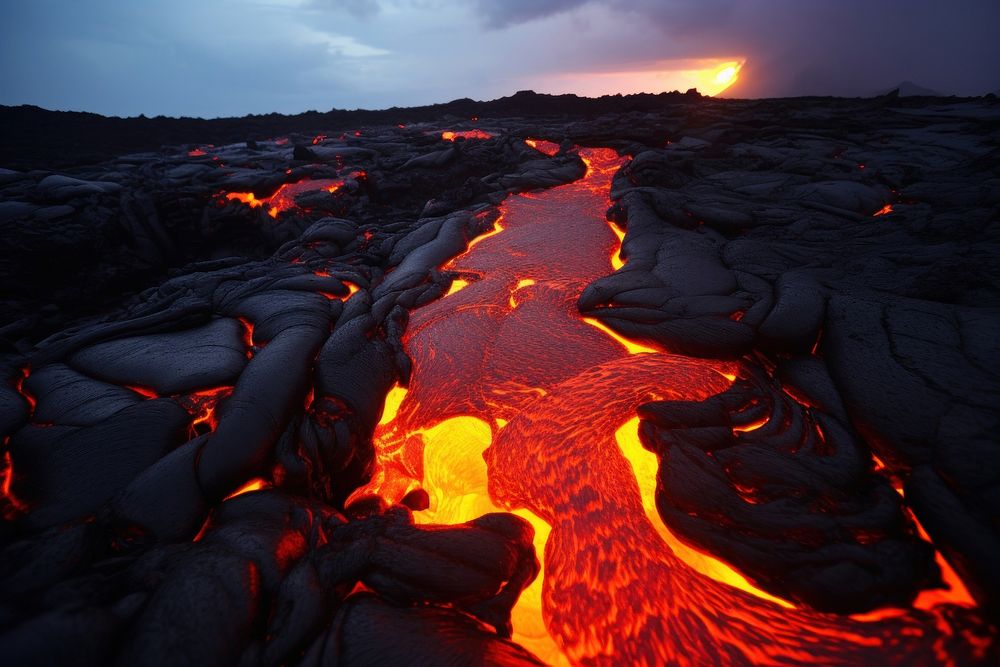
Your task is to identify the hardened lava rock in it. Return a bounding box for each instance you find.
[0,490,540,667]
[0,127,588,665]
[1,93,998,663]
[638,366,939,614]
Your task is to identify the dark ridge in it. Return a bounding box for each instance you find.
[4,89,991,172]
[3,90,708,170]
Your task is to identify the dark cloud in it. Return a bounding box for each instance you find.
[475,0,737,31]
[476,0,1000,96]
[474,0,586,28]
[1,0,997,117]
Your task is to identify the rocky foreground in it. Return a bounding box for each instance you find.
[0,91,998,665]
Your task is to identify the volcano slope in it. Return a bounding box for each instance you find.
[0,92,998,665]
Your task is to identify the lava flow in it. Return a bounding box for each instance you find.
[442,129,493,141]
[359,147,993,665]
[224,178,345,218]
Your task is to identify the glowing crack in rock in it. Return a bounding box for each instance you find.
[224,178,346,218]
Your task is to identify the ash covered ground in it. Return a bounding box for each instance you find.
[0,90,998,665]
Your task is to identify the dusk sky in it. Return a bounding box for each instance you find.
[2,0,998,118]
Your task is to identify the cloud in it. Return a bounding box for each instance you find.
[308,0,383,18]
[298,26,391,57]
[476,0,1000,96]
[474,0,739,32]
[474,0,589,28]
[2,0,997,117]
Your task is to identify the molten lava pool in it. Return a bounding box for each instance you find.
[360,147,991,665]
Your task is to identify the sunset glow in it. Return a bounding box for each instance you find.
[714,63,740,88]
[537,58,746,98]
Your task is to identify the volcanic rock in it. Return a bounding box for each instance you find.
[1,93,998,664]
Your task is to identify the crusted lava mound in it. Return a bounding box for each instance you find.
[1,92,999,665]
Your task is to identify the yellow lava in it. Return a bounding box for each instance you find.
[466,217,504,253]
[509,278,536,308]
[614,417,794,609]
[607,221,626,271]
[415,416,569,666]
[582,317,658,355]
[377,384,409,426]
[445,278,470,297]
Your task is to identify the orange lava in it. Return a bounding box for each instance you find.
[1,448,28,518]
[319,281,359,301]
[874,204,894,216]
[224,178,345,218]
[237,317,256,359]
[15,367,36,414]
[442,129,493,141]
[224,478,269,500]
[606,220,626,270]
[357,148,992,664]
[181,386,233,437]
[526,138,561,157]
[125,384,160,400]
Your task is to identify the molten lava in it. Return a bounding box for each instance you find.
[181,386,234,437]
[224,478,269,500]
[319,281,359,301]
[441,130,493,141]
[15,367,36,415]
[874,204,894,216]
[526,139,561,157]
[359,148,992,664]
[224,178,345,219]
[1,449,28,518]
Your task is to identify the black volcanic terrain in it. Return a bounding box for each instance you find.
[1,90,998,665]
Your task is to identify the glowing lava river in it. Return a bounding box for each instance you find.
[356,146,991,665]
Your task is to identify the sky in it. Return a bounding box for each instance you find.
[1,0,998,118]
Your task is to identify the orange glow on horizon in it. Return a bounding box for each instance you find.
[534,58,746,98]
[714,63,740,88]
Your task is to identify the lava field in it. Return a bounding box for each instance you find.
[1,90,998,665]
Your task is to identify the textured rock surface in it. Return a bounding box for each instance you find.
[1,93,998,663]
